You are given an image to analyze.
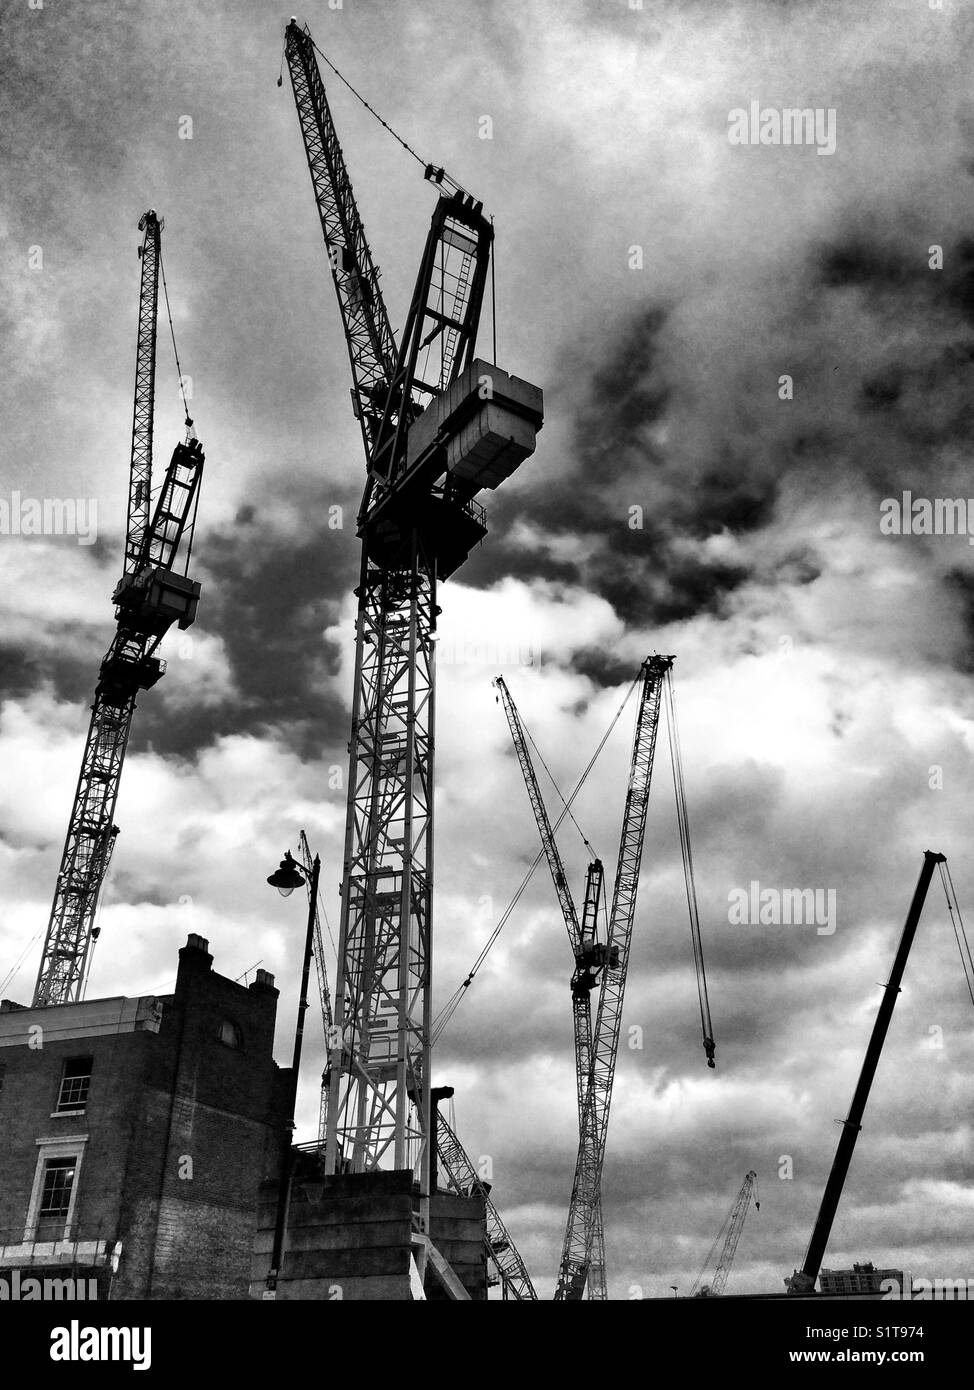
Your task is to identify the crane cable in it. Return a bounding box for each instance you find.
[0,927,44,999]
[431,672,642,1045]
[280,28,471,199]
[664,668,716,1068]
[937,858,974,1009]
[522,717,598,859]
[158,248,193,432]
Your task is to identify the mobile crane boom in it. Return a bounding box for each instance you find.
[787,850,945,1293]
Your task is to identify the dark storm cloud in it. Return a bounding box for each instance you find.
[464,301,773,638]
[136,505,358,759]
[0,636,95,708]
[462,201,974,682]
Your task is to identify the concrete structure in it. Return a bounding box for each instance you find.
[0,934,290,1299]
[250,1161,487,1300]
[820,1262,905,1296]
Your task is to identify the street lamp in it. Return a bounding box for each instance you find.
[263,841,321,1297]
[267,851,306,898]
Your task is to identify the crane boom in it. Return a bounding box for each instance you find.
[493,678,608,1296]
[284,22,398,462]
[436,1113,538,1300]
[692,1171,759,1297]
[125,210,161,572]
[556,655,673,1299]
[712,1170,758,1296]
[787,850,945,1293]
[33,214,204,1007]
[493,678,582,951]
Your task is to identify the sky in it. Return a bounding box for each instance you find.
[2,0,974,1300]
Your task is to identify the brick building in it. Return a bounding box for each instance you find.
[0,934,291,1299]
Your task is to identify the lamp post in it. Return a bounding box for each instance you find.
[264,847,321,1296]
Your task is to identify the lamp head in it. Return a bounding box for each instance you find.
[267,851,306,897]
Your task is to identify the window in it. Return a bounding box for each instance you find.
[25,1139,86,1245]
[55,1056,92,1113]
[218,1020,243,1049]
[36,1158,76,1241]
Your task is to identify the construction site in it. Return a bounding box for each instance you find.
[2,3,973,1319]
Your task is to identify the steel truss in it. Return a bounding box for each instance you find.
[556,656,673,1299]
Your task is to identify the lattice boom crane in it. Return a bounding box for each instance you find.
[555,655,673,1299]
[33,211,203,1007]
[284,20,543,1250]
[493,676,609,1297]
[692,1170,759,1297]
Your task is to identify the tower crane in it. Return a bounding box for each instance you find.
[489,659,717,1297]
[691,1170,759,1297]
[304,827,536,1299]
[33,211,203,1007]
[555,655,673,1300]
[283,19,543,1253]
[493,676,609,1297]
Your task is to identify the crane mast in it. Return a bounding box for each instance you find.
[33,212,203,1007]
[284,20,542,1252]
[556,655,673,1299]
[493,676,607,1296]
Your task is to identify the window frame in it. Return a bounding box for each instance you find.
[217,1018,244,1050]
[24,1137,87,1244]
[52,1055,93,1116]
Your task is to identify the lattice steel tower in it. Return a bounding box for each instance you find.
[284,20,543,1239]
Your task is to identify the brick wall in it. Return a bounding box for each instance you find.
[0,937,290,1301]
